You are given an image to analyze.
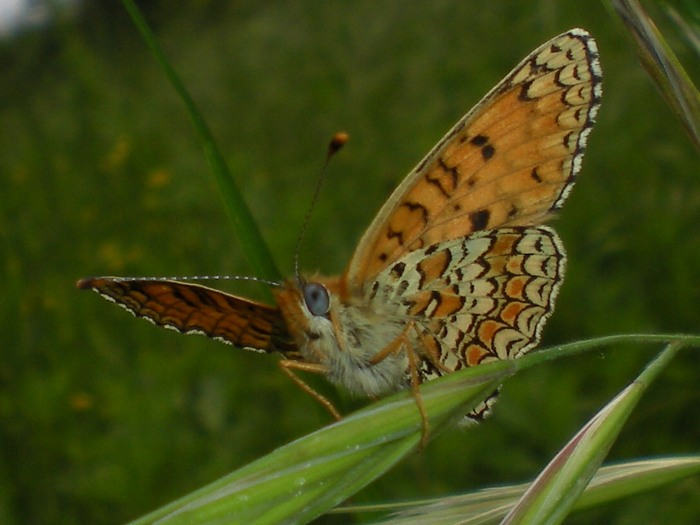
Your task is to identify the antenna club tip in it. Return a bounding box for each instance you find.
[328,132,349,157]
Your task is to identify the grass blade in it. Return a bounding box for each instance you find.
[357,456,700,524]
[609,0,700,150]
[126,334,699,524]
[121,0,280,282]
[500,342,682,525]
[127,359,515,525]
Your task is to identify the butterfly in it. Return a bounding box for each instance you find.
[79,28,602,429]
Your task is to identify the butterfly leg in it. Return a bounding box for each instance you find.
[278,359,343,420]
[405,335,431,449]
[369,323,430,448]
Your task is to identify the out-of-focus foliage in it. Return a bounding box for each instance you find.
[1,1,698,523]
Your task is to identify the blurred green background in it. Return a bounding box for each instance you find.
[2,1,698,523]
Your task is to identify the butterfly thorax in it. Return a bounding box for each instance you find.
[274,277,409,397]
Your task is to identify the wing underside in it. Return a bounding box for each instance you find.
[78,278,298,357]
[368,226,566,417]
[345,29,601,290]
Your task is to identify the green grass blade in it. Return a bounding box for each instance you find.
[126,360,515,525]
[355,456,700,524]
[608,0,700,150]
[573,455,700,511]
[500,342,682,525]
[666,2,700,57]
[509,333,700,371]
[123,334,699,524]
[121,0,280,282]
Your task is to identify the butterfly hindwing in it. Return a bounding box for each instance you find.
[370,226,565,366]
[367,226,565,418]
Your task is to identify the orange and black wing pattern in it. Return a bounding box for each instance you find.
[345,29,602,290]
[77,277,298,357]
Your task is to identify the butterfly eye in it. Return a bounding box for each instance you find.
[302,282,330,317]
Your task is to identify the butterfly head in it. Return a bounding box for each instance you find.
[272,277,339,369]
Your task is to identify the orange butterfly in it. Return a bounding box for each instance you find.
[79,28,601,429]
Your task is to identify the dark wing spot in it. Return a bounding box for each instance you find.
[438,158,460,190]
[386,227,404,244]
[390,262,406,278]
[481,144,495,160]
[553,68,567,88]
[519,80,534,100]
[563,131,574,149]
[533,236,544,252]
[527,58,548,75]
[416,264,427,289]
[401,201,430,222]
[426,172,451,198]
[530,167,543,183]
[425,158,459,198]
[470,134,489,146]
[397,280,409,295]
[470,134,494,161]
[429,290,442,311]
[469,209,491,230]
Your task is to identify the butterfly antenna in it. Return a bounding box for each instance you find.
[103,275,283,287]
[293,132,349,284]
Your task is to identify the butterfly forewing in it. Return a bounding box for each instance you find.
[78,278,297,356]
[346,29,601,289]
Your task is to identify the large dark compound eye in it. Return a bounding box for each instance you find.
[303,282,330,317]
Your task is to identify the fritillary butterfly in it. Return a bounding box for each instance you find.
[79,28,602,426]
